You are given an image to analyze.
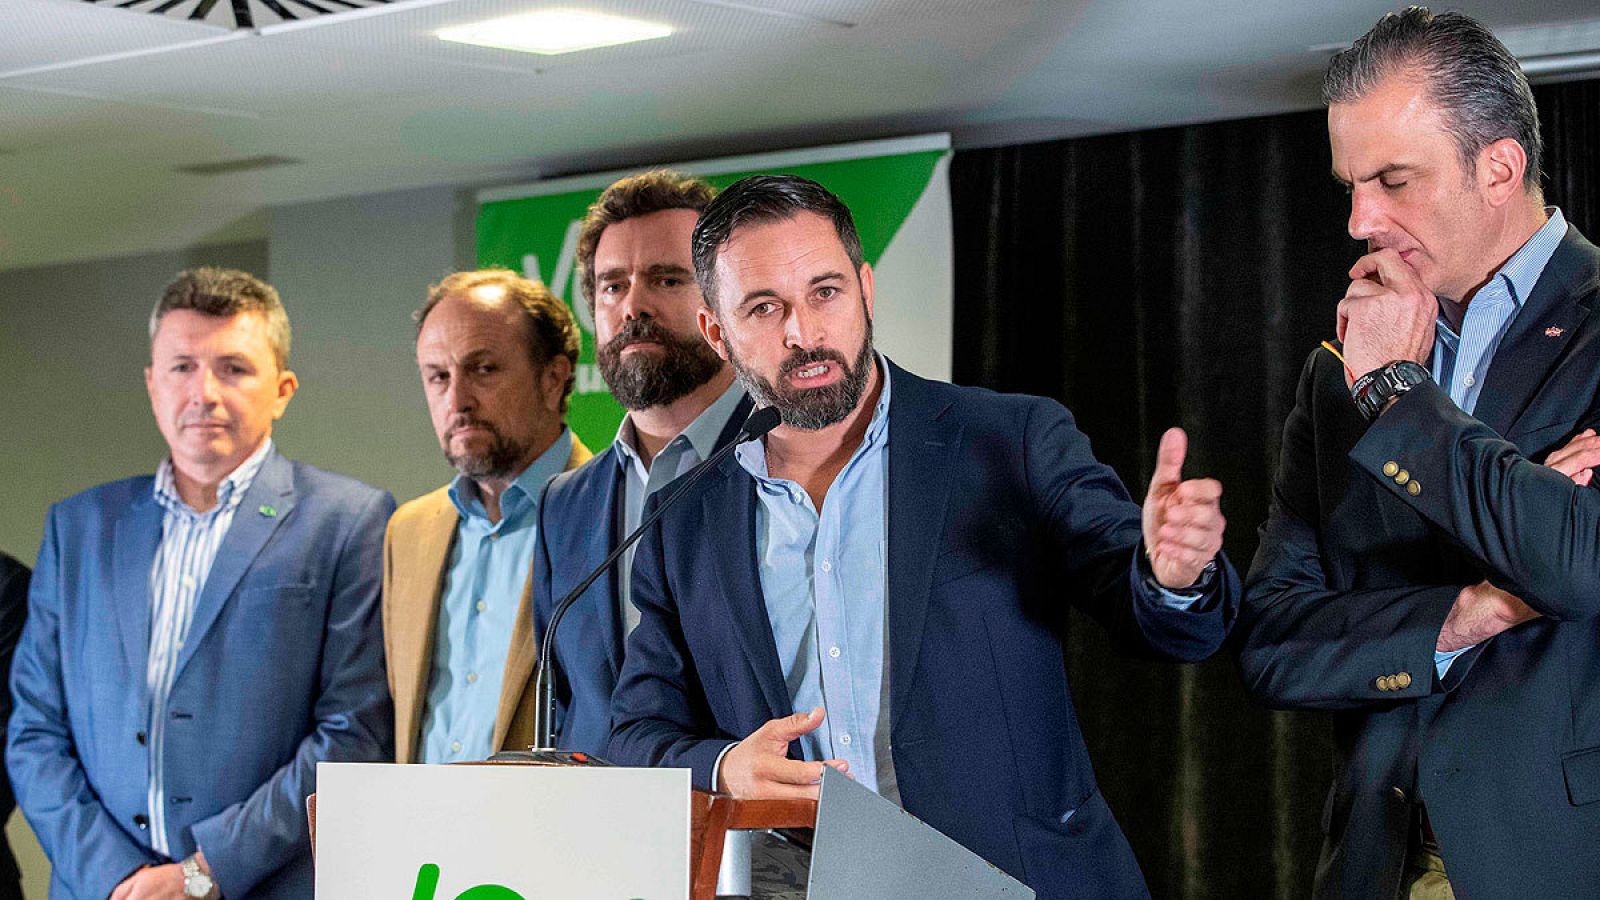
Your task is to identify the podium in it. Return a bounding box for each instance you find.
[311,763,1032,898]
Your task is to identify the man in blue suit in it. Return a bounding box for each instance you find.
[8,268,394,899]
[534,170,749,756]
[609,175,1240,899]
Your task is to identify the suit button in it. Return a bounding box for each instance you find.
[1397,672,1412,688]
[133,814,149,829]
[1376,676,1391,691]
[1394,470,1410,485]
[1407,481,1422,496]
[1391,787,1407,802]
[136,731,146,746]
[1383,461,1400,477]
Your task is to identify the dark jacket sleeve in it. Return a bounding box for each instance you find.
[606,500,733,791]
[1023,398,1239,663]
[1238,350,1458,710]
[1349,380,1600,622]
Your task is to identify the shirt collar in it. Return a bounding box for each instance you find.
[153,437,274,516]
[736,352,892,483]
[447,427,573,525]
[613,381,748,473]
[1496,207,1567,308]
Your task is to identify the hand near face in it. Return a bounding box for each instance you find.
[1141,428,1225,590]
[717,707,848,800]
[1336,249,1437,384]
[110,864,185,900]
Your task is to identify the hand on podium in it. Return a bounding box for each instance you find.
[717,707,849,800]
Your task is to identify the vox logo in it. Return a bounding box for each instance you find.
[410,863,647,900]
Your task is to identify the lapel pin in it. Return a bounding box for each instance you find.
[1545,326,1565,337]
[259,505,277,518]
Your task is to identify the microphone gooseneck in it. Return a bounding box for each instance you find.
[527,405,781,754]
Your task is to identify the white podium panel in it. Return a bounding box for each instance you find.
[314,763,690,900]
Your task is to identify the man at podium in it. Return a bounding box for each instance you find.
[608,175,1240,899]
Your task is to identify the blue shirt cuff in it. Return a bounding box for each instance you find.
[1435,645,1474,680]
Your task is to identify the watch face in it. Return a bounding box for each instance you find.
[185,872,214,897]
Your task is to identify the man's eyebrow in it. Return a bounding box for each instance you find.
[595,266,628,283]
[1333,163,1414,186]
[737,288,780,311]
[810,271,846,286]
[646,263,694,278]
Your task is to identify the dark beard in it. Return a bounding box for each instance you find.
[596,315,726,411]
[444,419,529,481]
[730,318,874,431]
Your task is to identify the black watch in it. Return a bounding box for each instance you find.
[1351,360,1431,423]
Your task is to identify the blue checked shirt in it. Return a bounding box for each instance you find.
[1432,208,1567,679]
[146,438,273,857]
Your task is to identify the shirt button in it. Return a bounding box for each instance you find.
[821,560,833,573]
[451,740,462,754]
[133,814,149,829]
[476,600,487,613]
[1463,375,1475,387]
[839,734,852,746]
[467,672,479,684]
[829,646,841,659]
[489,533,500,542]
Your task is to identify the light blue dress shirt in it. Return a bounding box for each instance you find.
[146,438,272,856]
[724,357,1204,805]
[1431,209,1566,680]
[613,382,746,636]
[420,429,572,763]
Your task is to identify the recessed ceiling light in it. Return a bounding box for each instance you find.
[437,8,673,55]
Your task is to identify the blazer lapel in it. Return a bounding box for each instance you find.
[707,464,792,722]
[882,363,960,725]
[594,462,626,678]
[393,492,457,764]
[111,486,163,694]
[1476,226,1599,437]
[173,450,296,681]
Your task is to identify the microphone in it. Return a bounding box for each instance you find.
[501,405,782,765]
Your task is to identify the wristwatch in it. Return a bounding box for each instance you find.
[182,855,216,899]
[1351,360,1431,422]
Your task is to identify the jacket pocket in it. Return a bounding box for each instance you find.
[1562,745,1600,806]
[1012,789,1148,899]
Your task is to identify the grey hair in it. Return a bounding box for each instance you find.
[1324,6,1542,193]
[150,267,292,369]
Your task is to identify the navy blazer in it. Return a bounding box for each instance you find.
[1239,225,1600,898]
[533,396,751,756]
[7,449,395,899]
[610,361,1239,900]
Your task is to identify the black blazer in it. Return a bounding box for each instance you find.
[610,361,1240,900]
[1239,224,1600,899]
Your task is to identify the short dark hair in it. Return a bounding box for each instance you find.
[690,174,865,309]
[575,170,717,308]
[1324,6,1542,193]
[415,269,581,412]
[150,267,292,369]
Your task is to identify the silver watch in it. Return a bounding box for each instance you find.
[181,855,216,899]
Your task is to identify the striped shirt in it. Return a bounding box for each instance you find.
[145,438,272,856]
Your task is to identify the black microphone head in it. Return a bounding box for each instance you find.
[741,405,783,441]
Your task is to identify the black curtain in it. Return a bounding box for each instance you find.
[947,78,1600,899]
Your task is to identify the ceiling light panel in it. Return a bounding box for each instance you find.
[437,9,673,55]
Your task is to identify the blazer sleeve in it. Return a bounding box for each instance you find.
[8,506,161,900]
[1023,398,1239,663]
[606,501,733,791]
[189,489,397,895]
[1350,380,1600,621]
[1238,351,1458,710]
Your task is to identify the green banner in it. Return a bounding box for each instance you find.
[476,145,947,450]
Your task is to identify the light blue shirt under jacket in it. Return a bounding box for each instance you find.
[726,356,1204,805]
[1432,208,1566,680]
[420,429,572,763]
[613,382,747,636]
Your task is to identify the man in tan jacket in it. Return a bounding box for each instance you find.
[384,269,591,763]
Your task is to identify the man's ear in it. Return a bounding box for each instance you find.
[1479,137,1530,208]
[272,369,299,420]
[541,355,574,413]
[858,262,875,320]
[698,306,730,361]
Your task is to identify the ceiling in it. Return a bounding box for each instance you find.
[3,0,1599,270]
